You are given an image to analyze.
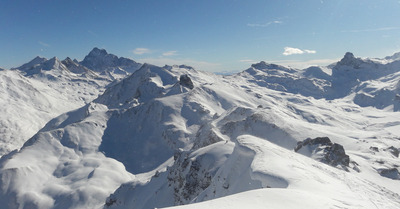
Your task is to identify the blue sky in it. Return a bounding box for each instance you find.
[1,0,400,72]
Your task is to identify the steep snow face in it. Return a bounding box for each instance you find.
[12,56,48,72]
[61,57,94,75]
[80,47,142,74]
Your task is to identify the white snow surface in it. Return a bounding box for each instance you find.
[0,68,108,156]
[0,50,142,156]
[0,52,400,209]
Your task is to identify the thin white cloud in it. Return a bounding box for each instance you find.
[304,49,316,54]
[265,58,339,69]
[137,57,221,72]
[38,41,50,47]
[133,48,152,55]
[283,47,316,56]
[239,59,258,64]
[247,20,282,27]
[162,51,178,56]
[341,27,400,33]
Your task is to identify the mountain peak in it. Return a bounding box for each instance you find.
[64,57,73,62]
[336,52,362,68]
[14,56,48,71]
[62,57,77,66]
[344,52,355,59]
[31,56,48,64]
[88,47,108,57]
[81,47,141,73]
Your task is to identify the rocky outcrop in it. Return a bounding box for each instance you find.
[167,151,212,205]
[295,137,350,168]
[386,146,399,158]
[379,168,400,180]
[179,74,194,89]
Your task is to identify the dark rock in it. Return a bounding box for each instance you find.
[295,137,351,168]
[105,194,118,207]
[294,137,332,152]
[337,52,362,68]
[168,152,212,205]
[324,143,350,167]
[370,146,379,152]
[179,74,194,89]
[379,168,400,180]
[386,146,399,157]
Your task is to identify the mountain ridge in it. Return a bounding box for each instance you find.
[0,50,400,209]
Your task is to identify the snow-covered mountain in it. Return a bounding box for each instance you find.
[0,51,400,209]
[0,59,108,156]
[80,47,142,75]
[0,49,142,157]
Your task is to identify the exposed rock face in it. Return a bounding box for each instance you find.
[167,151,212,205]
[61,57,93,74]
[325,143,350,167]
[386,146,399,158]
[379,168,400,180]
[179,74,194,89]
[81,47,141,73]
[295,137,350,168]
[336,52,363,69]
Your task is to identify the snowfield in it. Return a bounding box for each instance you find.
[0,50,400,209]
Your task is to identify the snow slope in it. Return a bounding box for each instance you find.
[0,52,400,209]
[0,49,143,156]
[0,68,105,156]
[162,135,400,209]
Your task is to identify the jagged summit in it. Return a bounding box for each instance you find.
[14,56,48,71]
[61,57,93,74]
[88,47,109,57]
[344,52,355,59]
[62,57,74,62]
[81,47,142,73]
[336,52,364,68]
[42,56,61,70]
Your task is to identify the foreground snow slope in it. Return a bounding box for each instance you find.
[162,135,400,209]
[0,52,399,209]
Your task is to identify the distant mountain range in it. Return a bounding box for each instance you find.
[0,50,399,209]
